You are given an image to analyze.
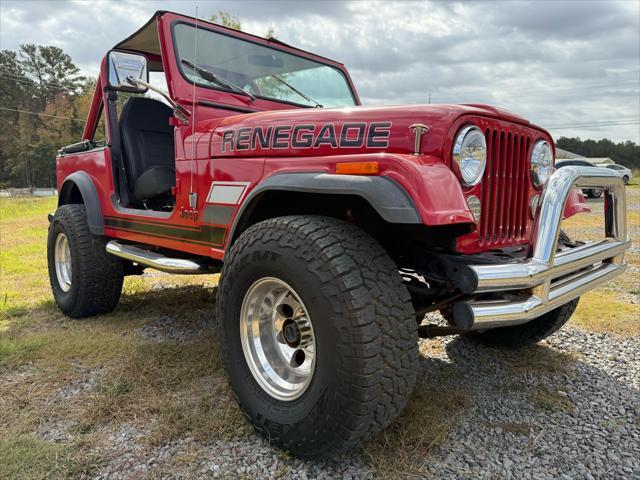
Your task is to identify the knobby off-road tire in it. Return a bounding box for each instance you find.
[47,204,124,318]
[216,216,418,457]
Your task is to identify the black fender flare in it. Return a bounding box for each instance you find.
[227,173,421,246]
[58,171,104,235]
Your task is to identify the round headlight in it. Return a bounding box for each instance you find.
[452,126,487,186]
[531,140,553,189]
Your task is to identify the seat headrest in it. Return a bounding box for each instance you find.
[120,97,173,133]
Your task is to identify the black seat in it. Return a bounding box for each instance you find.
[119,97,175,204]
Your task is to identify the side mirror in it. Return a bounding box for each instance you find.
[107,50,148,93]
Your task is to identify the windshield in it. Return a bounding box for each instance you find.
[173,23,357,108]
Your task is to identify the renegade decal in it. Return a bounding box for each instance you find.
[314,124,338,148]
[220,121,392,153]
[292,124,314,148]
[251,127,273,149]
[340,122,367,147]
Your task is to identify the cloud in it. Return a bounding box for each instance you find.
[1,0,638,142]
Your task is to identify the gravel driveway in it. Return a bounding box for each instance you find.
[421,329,639,479]
[86,314,640,480]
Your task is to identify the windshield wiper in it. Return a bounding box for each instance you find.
[270,74,322,107]
[181,58,256,103]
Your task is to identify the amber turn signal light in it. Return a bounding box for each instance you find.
[335,161,380,175]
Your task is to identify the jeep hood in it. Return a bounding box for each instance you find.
[206,104,538,159]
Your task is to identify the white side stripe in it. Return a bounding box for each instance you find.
[206,182,250,205]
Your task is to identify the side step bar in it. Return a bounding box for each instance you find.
[106,241,214,274]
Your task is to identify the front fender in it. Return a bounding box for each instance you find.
[226,172,422,246]
[227,153,476,246]
[255,152,475,227]
[381,154,475,225]
[243,173,422,224]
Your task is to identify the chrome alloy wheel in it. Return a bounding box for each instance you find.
[240,277,316,401]
[54,233,72,292]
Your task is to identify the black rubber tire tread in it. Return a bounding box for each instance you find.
[216,215,418,457]
[48,204,124,318]
[470,298,579,348]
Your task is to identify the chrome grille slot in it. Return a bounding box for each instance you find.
[479,129,531,246]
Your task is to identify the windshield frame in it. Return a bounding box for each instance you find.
[170,20,359,109]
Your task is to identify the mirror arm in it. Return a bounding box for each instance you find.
[126,75,191,124]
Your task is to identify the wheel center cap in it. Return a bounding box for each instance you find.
[282,319,301,347]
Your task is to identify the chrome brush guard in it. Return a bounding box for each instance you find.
[452,166,630,330]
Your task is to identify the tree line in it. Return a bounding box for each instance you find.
[0,38,637,188]
[556,137,639,169]
[0,45,93,188]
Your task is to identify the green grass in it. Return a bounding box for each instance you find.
[0,196,57,222]
[572,291,640,336]
[0,434,96,480]
[0,197,57,316]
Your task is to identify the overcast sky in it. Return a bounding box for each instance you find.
[1,0,639,143]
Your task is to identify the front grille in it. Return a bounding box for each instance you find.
[479,129,531,246]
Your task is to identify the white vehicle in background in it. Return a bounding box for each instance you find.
[598,164,632,185]
[556,159,604,198]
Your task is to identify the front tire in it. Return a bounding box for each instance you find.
[216,216,418,457]
[47,204,124,318]
[623,175,630,185]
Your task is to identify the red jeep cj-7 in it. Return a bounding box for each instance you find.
[48,11,630,456]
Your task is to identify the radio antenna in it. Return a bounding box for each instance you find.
[188,6,199,210]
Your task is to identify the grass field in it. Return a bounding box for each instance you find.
[0,186,638,478]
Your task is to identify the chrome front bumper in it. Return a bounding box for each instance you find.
[452,166,630,330]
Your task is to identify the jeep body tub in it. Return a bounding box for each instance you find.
[48,10,630,457]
